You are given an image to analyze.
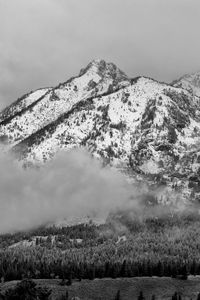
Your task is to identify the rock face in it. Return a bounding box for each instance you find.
[1,59,200,203]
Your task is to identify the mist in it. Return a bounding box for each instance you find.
[0,149,144,234]
[0,147,194,234]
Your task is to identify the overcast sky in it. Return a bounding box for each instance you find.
[1,0,200,109]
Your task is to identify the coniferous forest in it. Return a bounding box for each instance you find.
[0,211,200,282]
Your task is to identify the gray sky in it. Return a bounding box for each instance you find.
[1,0,200,109]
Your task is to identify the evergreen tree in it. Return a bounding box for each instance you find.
[114,290,121,300]
[66,290,69,300]
[105,262,111,277]
[156,261,164,277]
[66,274,72,286]
[120,260,127,277]
[190,260,197,275]
[181,265,188,280]
[171,265,178,278]
[172,292,178,300]
[88,265,95,280]
[138,291,145,300]
[197,292,200,300]
[4,279,51,300]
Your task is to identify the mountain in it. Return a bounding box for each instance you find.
[172,72,200,97]
[1,59,200,203]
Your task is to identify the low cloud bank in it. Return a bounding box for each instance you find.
[0,149,144,233]
[0,148,193,234]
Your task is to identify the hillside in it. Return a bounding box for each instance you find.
[1,59,200,203]
[1,212,200,292]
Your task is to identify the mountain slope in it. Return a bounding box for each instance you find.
[0,60,129,148]
[1,60,200,203]
[172,72,200,97]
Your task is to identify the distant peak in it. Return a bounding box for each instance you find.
[172,71,200,91]
[173,71,200,84]
[183,72,200,85]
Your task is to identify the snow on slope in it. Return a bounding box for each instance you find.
[172,72,200,97]
[0,88,50,123]
[0,60,129,148]
[14,77,171,163]
[2,60,200,203]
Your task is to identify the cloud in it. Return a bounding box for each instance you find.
[0,147,195,234]
[0,149,142,233]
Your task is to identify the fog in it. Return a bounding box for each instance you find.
[0,149,143,233]
[0,147,195,234]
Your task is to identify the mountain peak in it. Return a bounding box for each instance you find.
[79,59,129,82]
[79,59,106,76]
[3,60,200,204]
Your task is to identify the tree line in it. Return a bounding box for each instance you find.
[0,213,200,281]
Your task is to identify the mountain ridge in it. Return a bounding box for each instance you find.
[1,59,200,204]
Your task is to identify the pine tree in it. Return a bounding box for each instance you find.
[181,265,188,280]
[138,291,145,300]
[197,292,200,300]
[157,261,164,277]
[4,279,51,300]
[171,265,178,278]
[172,292,178,300]
[190,259,197,275]
[114,290,121,300]
[105,261,111,277]
[120,260,127,277]
[66,274,72,286]
[88,265,95,280]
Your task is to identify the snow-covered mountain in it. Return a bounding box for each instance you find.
[1,59,200,203]
[172,72,200,97]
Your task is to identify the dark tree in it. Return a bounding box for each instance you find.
[180,265,188,280]
[5,279,37,300]
[66,274,72,286]
[197,292,200,300]
[114,290,121,300]
[172,292,178,300]
[4,279,51,300]
[138,291,145,300]
[36,286,51,300]
[156,261,164,277]
[120,260,127,277]
[88,265,95,280]
[59,278,67,286]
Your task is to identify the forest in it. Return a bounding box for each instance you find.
[0,211,200,282]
